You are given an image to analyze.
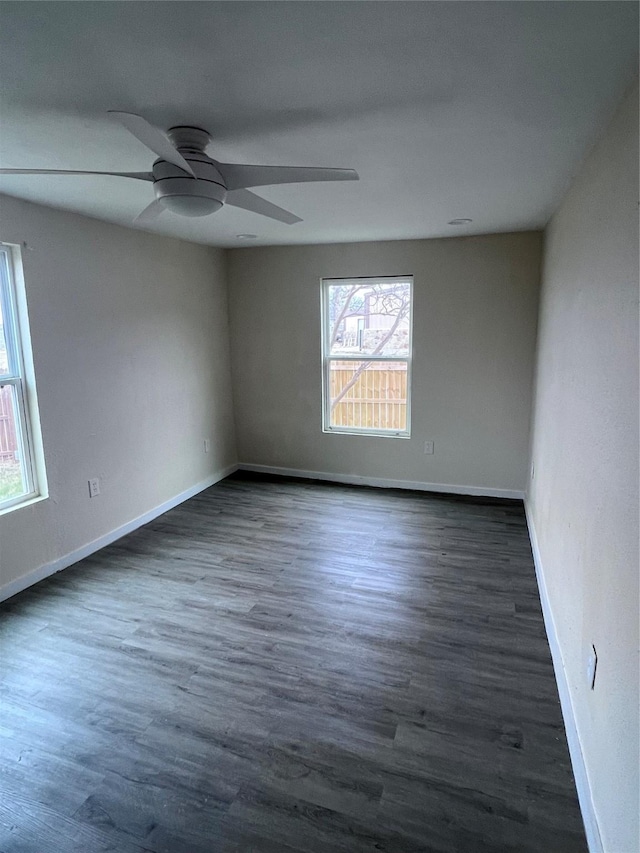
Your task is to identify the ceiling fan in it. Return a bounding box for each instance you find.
[0,111,359,226]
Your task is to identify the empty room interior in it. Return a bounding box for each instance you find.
[0,3,638,852]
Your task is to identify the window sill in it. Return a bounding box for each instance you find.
[323,428,411,439]
[0,492,47,517]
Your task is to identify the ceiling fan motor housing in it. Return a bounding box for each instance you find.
[152,127,226,217]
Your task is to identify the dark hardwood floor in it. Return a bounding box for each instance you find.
[0,473,587,852]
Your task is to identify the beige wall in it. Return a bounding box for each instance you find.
[227,233,541,495]
[0,196,236,596]
[528,82,639,852]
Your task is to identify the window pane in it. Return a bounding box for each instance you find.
[0,384,27,502]
[327,280,411,357]
[328,360,407,432]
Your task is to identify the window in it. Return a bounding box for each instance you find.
[0,243,43,511]
[322,276,413,437]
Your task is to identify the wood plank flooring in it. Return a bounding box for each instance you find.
[0,473,587,852]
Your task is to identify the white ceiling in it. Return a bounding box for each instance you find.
[0,2,637,248]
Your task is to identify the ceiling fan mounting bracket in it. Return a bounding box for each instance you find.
[167,126,211,153]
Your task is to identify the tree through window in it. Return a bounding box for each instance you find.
[322,276,412,436]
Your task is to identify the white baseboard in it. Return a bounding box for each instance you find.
[524,502,603,853]
[0,463,238,603]
[238,463,525,500]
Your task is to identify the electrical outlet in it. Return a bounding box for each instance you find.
[587,645,598,690]
[423,441,434,455]
[88,477,100,498]
[204,439,210,453]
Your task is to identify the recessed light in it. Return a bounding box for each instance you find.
[448,218,473,225]
[236,233,257,240]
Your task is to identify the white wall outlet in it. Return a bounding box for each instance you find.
[204,439,210,453]
[88,477,100,498]
[423,440,434,455]
[587,645,598,690]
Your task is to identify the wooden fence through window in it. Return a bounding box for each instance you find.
[330,361,407,431]
[0,385,18,461]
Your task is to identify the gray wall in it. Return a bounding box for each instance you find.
[0,196,236,596]
[227,233,542,496]
[528,81,639,852]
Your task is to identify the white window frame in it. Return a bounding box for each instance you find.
[0,242,43,512]
[321,275,413,438]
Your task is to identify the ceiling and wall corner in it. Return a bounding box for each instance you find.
[0,2,637,248]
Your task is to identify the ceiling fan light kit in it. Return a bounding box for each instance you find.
[152,139,227,218]
[0,112,359,228]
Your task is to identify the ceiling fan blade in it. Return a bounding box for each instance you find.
[225,188,302,224]
[133,198,167,225]
[217,164,359,191]
[0,168,154,181]
[108,111,196,178]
